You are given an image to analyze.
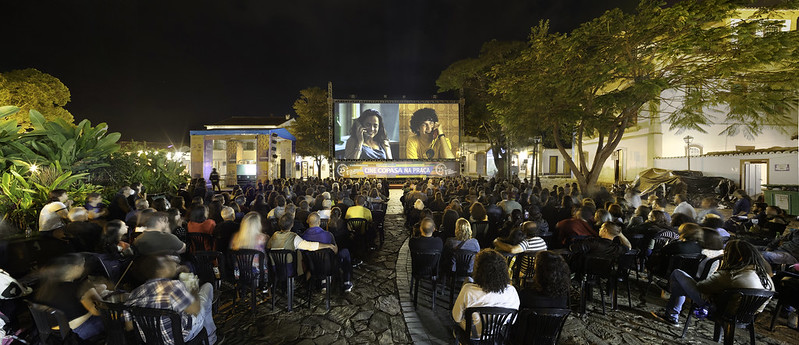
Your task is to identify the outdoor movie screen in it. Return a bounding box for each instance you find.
[333,101,459,160]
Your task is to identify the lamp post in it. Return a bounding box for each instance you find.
[532,136,542,181]
[683,135,694,172]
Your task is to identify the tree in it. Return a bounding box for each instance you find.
[289,87,330,179]
[437,40,528,178]
[0,68,74,129]
[489,0,799,193]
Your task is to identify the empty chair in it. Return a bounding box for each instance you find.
[770,271,799,330]
[301,249,337,311]
[127,306,210,345]
[192,251,224,313]
[372,209,386,248]
[26,301,75,344]
[471,221,491,249]
[511,308,571,345]
[228,249,266,315]
[410,250,441,311]
[267,249,298,311]
[452,307,518,345]
[346,218,370,259]
[449,249,478,309]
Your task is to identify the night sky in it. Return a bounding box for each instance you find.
[2,0,638,145]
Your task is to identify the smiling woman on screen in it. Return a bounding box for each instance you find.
[344,109,392,160]
[405,108,455,160]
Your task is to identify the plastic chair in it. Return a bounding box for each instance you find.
[267,249,298,311]
[127,306,210,345]
[449,249,478,309]
[644,253,704,299]
[511,252,536,287]
[372,210,386,248]
[452,307,518,345]
[470,221,491,249]
[26,301,74,344]
[511,308,570,345]
[192,251,224,313]
[410,250,442,311]
[769,271,799,331]
[712,289,774,345]
[228,249,265,315]
[186,233,215,253]
[97,301,135,345]
[346,218,369,259]
[579,255,615,315]
[301,249,336,311]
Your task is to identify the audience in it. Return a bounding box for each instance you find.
[516,250,570,308]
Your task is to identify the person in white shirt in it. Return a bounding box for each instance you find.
[39,189,71,235]
[452,249,520,339]
[672,194,697,220]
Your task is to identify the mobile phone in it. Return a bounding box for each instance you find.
[524,210,530,220]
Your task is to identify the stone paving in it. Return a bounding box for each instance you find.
[215,189,412,344]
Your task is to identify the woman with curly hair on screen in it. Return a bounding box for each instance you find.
[452,249,520,339]
[405,108,455,159]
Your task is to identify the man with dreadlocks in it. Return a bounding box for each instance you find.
[655,240,775,326]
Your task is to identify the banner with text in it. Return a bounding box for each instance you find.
[335,161,460,178]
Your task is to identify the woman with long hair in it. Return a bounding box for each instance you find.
[100,219,133,258]
[230,212,269,274]
[344,109,393,159]
[187,205,216,235]
[732,189,752,216]
[657,239,774,325]
[444,218,481,271]
[452,249,519,339]
[516,250,570,308]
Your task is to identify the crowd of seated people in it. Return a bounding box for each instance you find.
[0,177,394,344]
[400,175,799,339]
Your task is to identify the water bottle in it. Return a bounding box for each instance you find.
[693,306,709,320]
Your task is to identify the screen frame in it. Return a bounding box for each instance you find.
[330,98,463,162]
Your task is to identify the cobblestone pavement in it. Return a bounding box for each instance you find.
[215,190,412,345]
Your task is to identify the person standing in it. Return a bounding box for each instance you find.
[209,168,221,192]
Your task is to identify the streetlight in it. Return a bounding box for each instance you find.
[532,136,542,181]
[683,135,694,171]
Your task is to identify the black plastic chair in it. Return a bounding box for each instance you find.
[192,251,224,313]
[770,271,799,331]
[319,218,329,231]
[346,218,370,259]
[511,252,536,287]
[410,250,442,311]
[614,249,639,309]
[26,301,74,344]
[452,307,518,345]
[127,305,210,345]
[471,221,491,249]
[228,249,265,316]
[186,233,215,253]
[645,253,704,299]
[449,249,478,309]
[709,289,774,345]
[267,249,298,311]
[579,256,615,315]
[511,308,570,345]
[301,249,336,311]
[97,301,135,345]
[372,210,386,248]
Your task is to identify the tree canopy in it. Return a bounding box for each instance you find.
[288,87,330,178]
[0,68,75,130]
[487,0,799,192]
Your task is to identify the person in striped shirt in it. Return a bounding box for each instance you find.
[493,221,547,255]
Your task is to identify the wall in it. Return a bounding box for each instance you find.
[653,151,798,185]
